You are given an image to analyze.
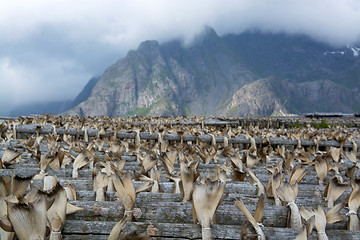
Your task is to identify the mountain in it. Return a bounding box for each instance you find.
[224,33,360,88]
[68,76,100,110]
[226,78,360,117]
[9,100,73,117]
[8,76,100,117]
[66,27,360,117]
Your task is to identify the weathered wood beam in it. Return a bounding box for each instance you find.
[73,191,335,207]
[62,235,108,240]
[62,220,358,239]
[305,112,357,118]
[66,200,348,229]
[10,124,360,149]
[30,179,330,197]
[0,117,13,121]
[4,163,348,186]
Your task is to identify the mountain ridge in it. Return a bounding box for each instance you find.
[65,28,360,117]
[226,78,360,117]
[7,76,100,117]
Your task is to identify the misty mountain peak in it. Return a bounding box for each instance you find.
[202,26,219,38]
[135,40,163,63]
[65,30,360,117]
[138,40,160,52]
[191,26,220,46]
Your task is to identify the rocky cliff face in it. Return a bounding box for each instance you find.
[67,28,256,117]
[67,28,360,117]
[226,79,360,117]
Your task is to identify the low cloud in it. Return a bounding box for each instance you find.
[0,57,90,115]
[1,0,360,114]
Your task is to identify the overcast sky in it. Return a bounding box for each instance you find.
[1,0,360,115]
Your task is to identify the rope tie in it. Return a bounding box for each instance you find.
[50,231,62,235]
[202,227,211,230]
[287,201,295,207]
[346,210,357,216]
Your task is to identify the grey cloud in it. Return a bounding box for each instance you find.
[1,0,360,115]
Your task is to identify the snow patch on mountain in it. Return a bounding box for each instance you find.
[350,46,360,57]
[324,45,360,57]
[323,51,345,55]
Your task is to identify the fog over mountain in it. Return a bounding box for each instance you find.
[1,0,360,116]
[65,29,360,117]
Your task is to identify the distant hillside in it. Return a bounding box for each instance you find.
[65,27,360,117]
[9,100,72,117]
[68,76,100,110]
[8,76,100,117]
[226,78,360,117]
[224,32,360,88]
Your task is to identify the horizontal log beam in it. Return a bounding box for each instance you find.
[30,179,331,197]
[7,124,360,149]
[67,200,349,229]
[74,190,335,207]
[5,163,348,186]
[305,112,358,118]
[62,220,358,239]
